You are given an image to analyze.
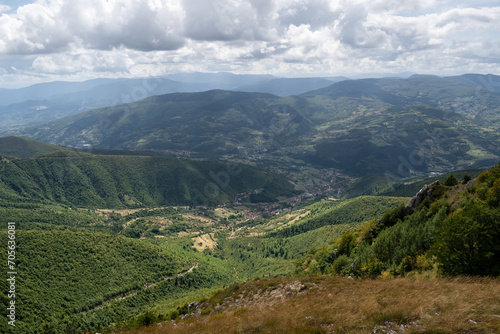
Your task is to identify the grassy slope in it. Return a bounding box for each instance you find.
[122,275,500,334]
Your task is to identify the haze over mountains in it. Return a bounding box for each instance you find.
[0,73,348,132]
[7,73,500,179]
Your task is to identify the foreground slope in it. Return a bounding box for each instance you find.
[123,276,500,334]
[297,163,500,277]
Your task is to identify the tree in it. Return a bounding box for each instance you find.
[444,173,459,186]
[433,202,500,276]
[487,179,500,208]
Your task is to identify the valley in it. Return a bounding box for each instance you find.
[0,73,499,334]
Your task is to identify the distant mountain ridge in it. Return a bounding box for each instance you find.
[0,73,345,132]
[15,74,500,178]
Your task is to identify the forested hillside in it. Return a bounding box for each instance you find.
[0,74,499,334]
[0,230,235,333]
[0,136,71,158]
[0,150,296,208]
[115,164,500,334]
[296,163,500,277]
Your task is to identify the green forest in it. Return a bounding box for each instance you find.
[0,137,498,333]
[295,164,500,277]
[0,151,296,208]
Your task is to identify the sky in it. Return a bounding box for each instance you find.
[0,0,499,88]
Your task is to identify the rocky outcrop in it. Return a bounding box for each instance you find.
[410,180,440,208]
[188,302,199,312]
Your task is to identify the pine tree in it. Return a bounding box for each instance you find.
[444,173,459,186]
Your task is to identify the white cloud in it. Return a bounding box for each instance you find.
[182,0,275,41]
[59,0,186,51]
[0,4,11,13]
[0,0,498,86]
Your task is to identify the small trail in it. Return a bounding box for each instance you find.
[89,263,199,311]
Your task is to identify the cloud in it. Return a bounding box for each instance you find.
[275,0,339,29]
[182,0,279,42]
[59,0,186,51]
[0,0,498,85]
[0,4,11,13]
[0,0,186,54]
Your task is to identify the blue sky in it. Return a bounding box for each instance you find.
[0,0,499,88]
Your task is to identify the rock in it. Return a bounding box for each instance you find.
[410,186,427,208]
[410,181,440,208]
[188,302,199,311]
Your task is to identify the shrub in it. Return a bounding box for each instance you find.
[336,230,357,256]
[332,255,354,275]
[487,179,500,207]
[433,202,500,276]
[444,173,459,186]
[135,310,158,327]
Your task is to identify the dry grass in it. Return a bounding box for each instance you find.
[96,208,145,215]
[192,233,218,252]
[261,209,311,231]
[117,276,500,334]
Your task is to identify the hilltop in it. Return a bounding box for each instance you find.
[0,73,341,132]
[0,136,71,158]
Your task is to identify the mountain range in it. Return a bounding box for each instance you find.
[12,73,500,178]
[0,73,346,132]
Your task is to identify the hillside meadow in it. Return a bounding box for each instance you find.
[117,275,500,334]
